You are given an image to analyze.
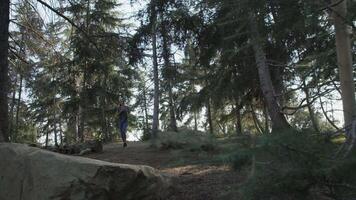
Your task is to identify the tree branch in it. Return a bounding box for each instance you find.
[35,0,102,54]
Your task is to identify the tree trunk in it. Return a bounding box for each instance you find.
[53,94,58,147]
[143,86,150,134]
[100,76,108,142]
[14,75,23,141]
[168,86,177,131]
[303,81,320,132]
[151,2,159,139]
[45,128,49,148]
[194,112,198,131]
[78,77,85,142]
[0,0,10,142]
[78,66,88,142]
[207,98,214,135]
[59,118,63,146]
[78,103,85,142]
[235,101,242,135]
[250,104,264,134]
[331,0,356,127]
[9,76,17,138]
[267,0,288,107]
[263,103,270,133]
[54,123,58,147]
[161,23,178,132]
[248,11,290,132]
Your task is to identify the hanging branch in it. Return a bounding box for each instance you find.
[319,97,342,131]
[35,0,102,55]
[318,0,356,30]
[318,0,344,11]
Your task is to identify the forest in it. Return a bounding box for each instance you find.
[0,0,356,199]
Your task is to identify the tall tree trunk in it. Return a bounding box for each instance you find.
[0,0,10,142]
[100,106,107,141]
[161,23,177,132]
[207,98,214,135]
[100,76,108,142]
[194,111,198,131]
[248,11,290,132]
[67,114,77,144]
[168,86,177,131]
[77,0,91,143]
[151,2,159,138]
[9,76,17,138]
[53,95,58,147]
[14,75,23,141]
[267,0,288,107]
[251,104,264,134]
[235,100,242,135]
[263,102,270,133]
[303,81,320,132]
[45,129,49,148]
[78,65,88,142]
[78,102,85,142]
[59,118,63,146]
[75,109,80,141]
[331,0,356,127]
[54,123,58,147]
[143,85,150,134]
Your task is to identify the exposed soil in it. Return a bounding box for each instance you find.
[86,142,244,200]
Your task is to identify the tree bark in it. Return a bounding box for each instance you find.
[207,98,214,135]
[143,85,150,134]
[0,0,10,142]
[151,1,159,138]
[100,76,108,142]
[235,100,242,135]
[194,111,198,131]
[248,11,290,132]
[9,76,17,138]
[14,75,23,141]
[45,127,49,148]
[267,0,288,107]
[331,0,356,127]
[250,104,264,134]
[161,22,178,132]
[263,103,270,134]
[303,81,320,132]
[59,118,63,146]
[78,62,88,142]
[53,92,58,147]
[78,100,85,142]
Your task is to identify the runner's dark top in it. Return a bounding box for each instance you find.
[119,106,128,123]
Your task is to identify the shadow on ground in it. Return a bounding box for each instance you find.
[85,142,244,200]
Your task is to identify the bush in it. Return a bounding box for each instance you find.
[232,130,356,200]
[153,128,218,152]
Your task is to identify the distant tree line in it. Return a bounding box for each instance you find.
[0,0,355,147]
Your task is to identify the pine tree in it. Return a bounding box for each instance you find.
[0,0,10,142]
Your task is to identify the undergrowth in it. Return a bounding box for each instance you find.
[152,129,218,153]
[227,130,356,200]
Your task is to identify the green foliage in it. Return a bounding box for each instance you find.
[229,130,356,200]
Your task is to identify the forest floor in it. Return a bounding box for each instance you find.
[85,141,245,200]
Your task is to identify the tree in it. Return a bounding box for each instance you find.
[331,0,356,128]
[150,0,160,138]
[0,0,10,142]
[248,11,291,131]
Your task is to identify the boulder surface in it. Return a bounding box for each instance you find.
[0,143,171,200]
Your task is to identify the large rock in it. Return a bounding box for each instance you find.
[0,143,171,200]
[44,140,103,155]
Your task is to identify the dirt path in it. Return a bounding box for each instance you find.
[86,142,243,200]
